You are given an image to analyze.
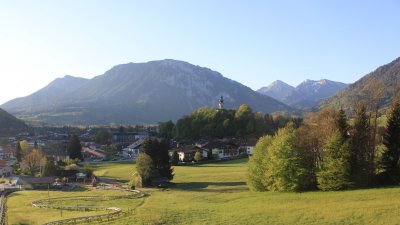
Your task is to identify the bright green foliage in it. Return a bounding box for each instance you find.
[20,140,30,155]
[380,101,400,184]
[247,135,273,191]
[317,132,352,190]
[262,127,308,192]
[350,104,373,187]
[135,153,154,186]
[172,105,296,140]
[67,135,82,160]
[194,151,202,162]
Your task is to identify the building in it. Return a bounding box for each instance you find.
[122,139,145,158]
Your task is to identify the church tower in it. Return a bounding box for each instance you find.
[218,95,224,110]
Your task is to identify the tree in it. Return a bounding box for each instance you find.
[379,101,400,184]
[350,104,373,187]
[42,157,58,177]
[135,153,154,186]
[20,140,30,155]
[262,126,308,192]
[317,132,352,190]
[157,139,174,180]
[21,149,45,176]
[194,151,202,162]
[94,131,111,145]
[336,108,349,140]
[159,121,175,138]
[67,135,82,160]
[247,135,273,191]
[15,141,23,162]
[141,138,174,180]
[171,151,179,166]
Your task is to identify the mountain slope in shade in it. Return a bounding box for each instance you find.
[321,57,400,110]
[2,60,292,125]
[257,80,295,102]
[0,108,27,134]
[258,79,348,109]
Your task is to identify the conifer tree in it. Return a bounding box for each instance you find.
[336,108,349,140]
[141,138,174,180]
[15,141,23,162]
[351,104,373,187]
[67,135,82,160]
[380,101,400,184]
[317,132,352,190]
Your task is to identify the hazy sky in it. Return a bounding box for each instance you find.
[1,0,399,105]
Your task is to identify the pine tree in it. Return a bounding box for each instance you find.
[351,104,373,187]
[380,101,400,184]
[67,135,82,160]
[157,139,174,180]
[140,138,174,180]
[317,132,352,190]
[336,108,349,140]
[15,141,23,162]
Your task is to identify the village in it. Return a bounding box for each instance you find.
[0,127,257,191]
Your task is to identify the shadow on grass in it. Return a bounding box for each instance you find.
[171,181,248,193]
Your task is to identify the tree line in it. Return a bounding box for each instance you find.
[159,105,302,140]
[248,102,400,192]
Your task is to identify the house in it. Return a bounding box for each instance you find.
[202,139,239,159]
[122,139,145,158]
[0,160,14,177]
[17,177,55,189]
[235,138,258,155]
[82,147,106,159]
[169,145,208,162]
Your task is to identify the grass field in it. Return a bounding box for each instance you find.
[8,159,400,224]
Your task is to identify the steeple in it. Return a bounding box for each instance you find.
[218,95,224,110]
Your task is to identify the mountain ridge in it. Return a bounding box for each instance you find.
[257,79,348,109]
[2,59,292,125]
[320,57,400,110]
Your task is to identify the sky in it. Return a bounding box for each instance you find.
[0,0,399,105]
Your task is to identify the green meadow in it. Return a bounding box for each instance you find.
[7,159,400,224]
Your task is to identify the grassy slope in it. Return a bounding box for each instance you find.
[8,159,400,224]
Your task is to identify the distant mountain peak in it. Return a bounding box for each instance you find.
[258,78,348,109]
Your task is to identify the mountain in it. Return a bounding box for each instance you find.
[0,108,27,134]
[321,57,400,110]
[258,79,348,109]
[257,80,295,102]
[2,59,292,125]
